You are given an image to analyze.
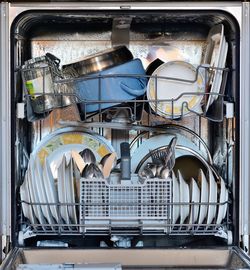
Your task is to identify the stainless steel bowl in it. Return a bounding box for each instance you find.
[62,46,133,77]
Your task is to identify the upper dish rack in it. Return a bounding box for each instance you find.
[20,64,231,123]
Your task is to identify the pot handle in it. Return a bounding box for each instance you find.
[120,80,147,97]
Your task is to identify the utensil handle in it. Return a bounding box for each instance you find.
[120,79,146,97]
[120,142,131,180]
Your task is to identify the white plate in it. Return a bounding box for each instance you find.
[25,171,37,226]
[216,177,228,224]
[178,170,190,224]
[223,189,229,219]
[188,178,200,229]
[147,61,205,118]
[20,173,30,220]
[205,24,227,111]
[28,155,46,228]
[57,155,70,224]
[33,127,115,179]
[197,169,209,224]
[65,158,77,224]
[207,168,218,225]
[43,158,59,223]
[131,133,207,173]
[172,172,180,224]
[35,155,55,226]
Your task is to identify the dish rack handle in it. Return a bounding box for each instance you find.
[119,79,146,97]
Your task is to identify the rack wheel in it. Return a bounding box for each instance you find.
[227,230,233,245]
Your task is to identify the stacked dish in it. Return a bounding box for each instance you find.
[20,128,115,229]
[132,133,228,228]
[171,167,228,228]
[204,24,228,112]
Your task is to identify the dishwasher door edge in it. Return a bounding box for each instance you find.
[240,1,250,252]
[0,1,12,260]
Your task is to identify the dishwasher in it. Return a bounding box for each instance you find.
[1,1,250,269]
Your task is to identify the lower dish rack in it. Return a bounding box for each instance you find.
[19,176,230,238]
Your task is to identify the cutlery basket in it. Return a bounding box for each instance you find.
[79,177,172,234]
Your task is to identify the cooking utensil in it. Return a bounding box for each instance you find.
[149,137,177,168]
[120,142,131,180]
[101,152,117,178]
[140,167,155,179]
[71,150,86,173]
[62,46,133,77]
[79,148,96,165]
[81,163,104,178]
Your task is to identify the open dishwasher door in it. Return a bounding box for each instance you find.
[1,1,250,269]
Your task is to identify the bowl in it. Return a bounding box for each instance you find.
[173,155,208,183]
[74,58,147,113]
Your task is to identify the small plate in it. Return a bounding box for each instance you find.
[204,24,227,111]
[25,172,37,226]
[35,155,55,226]
[20,174,30,220]
[65,158,77,224]
[172,172,180,224]
[207,168,218,226]
[216,177,228,225]
[197,169,209,225]
[147,61,205,118]
[57,155,70,224]
[28,155,46,229]
[188,178,200,229]
[43,158,59,223]
[178,170,190,224]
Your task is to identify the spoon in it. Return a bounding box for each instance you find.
[79,148,96,165]
[71,150,86,173]
[140,167,154,179]
[101,152,117,178]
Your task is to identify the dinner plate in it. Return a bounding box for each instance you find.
[20,174,30,220]
[197,169,209,225]
[147,61,205,118]
[33,127,115,179]
[28,155,46,229]
[206,38,228,111]
[131,133,207,173]
[43,158,59,223]
[206,168,218,226]
[35,155,55,226]
[65,158,77,224]
[216,177,228,225]
[57,155,70,224]
[188,178,200,229]
[204,24,227,111]
[172,172,180,224]
[24,171,37,226]
[178,170,190,224]
[223,189,229,219]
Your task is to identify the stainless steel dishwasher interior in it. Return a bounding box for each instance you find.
[12,10,238,249]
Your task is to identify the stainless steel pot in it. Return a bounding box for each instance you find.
[62,46,133,77]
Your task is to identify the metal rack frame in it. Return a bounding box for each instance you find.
[20,64,230,123]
